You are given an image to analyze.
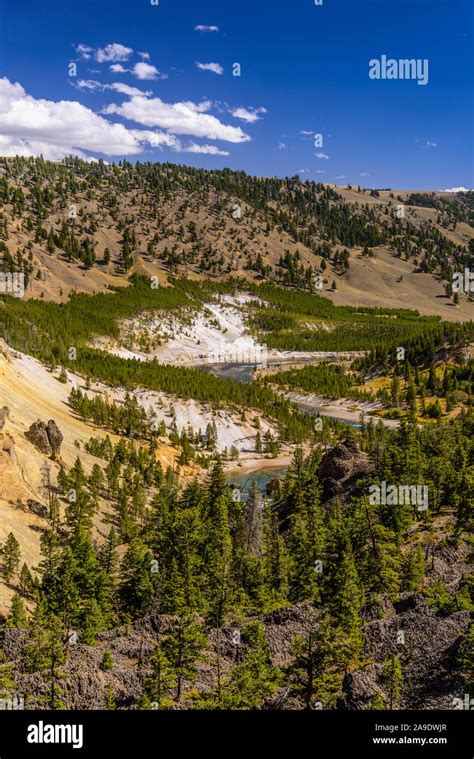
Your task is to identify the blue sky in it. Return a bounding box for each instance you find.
[0,0,472,189]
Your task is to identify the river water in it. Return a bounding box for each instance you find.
[225,465,289,497]
[200,362,361,494]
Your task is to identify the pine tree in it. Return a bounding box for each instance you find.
[119,537,155,616]
[105,684,116,710]
[100,650,114,671]
[19,563,35,599]
[222,622,281,709]
[401,546,426,591]
[80,598,105,645]
[162,614,207,702]
[88,463,104,504]
[99,527,120,578]
[7,593,27,628]
[327,521,364,658]
[285,449,325,602]
[140,641,175,710]
[289,613,341,709]
[0,532,21,583]
[0,650,16,702]
[383,655,403,709]
[202,463,234,625]
[390,376,401,407]
[24,601,67,709]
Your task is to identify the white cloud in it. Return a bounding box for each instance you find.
[132,62,162,80]
[416,137,439,149]
[315,152,329,159]
[315,170,326,174]
[335,175,346,179]
[76,79,103,91]
[76,80,152,97]
[183,143,229,156]
[278,142,287,150]
[0,134,93,161]
[443,186,471,193]
[104,94,250,143]
[0,76,194,159]
[129,130,182,150]
[194,25,219,32]
[75,43,94,60]
[360,172,370,176]
[95,43,133,63]
[138,51,150,60]
[300,130,314,135]
[0,77,244,161]
[111,82,152,97]
[231,106,266,123]
[110,64,127,73]
[196,62,224,75]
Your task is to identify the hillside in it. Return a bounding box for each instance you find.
[0,157,473,321]
[0,157,472,715]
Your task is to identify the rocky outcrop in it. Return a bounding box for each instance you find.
[265,478,281,499]
[275,439,375,530]
[0,406,9,431]
[25,421,51,454]
[1,591,469,711]
[318,438,374,502]
[25,419,63,456]
[46,420,63,455]
[343,594,470,710]
[27,499,49,519]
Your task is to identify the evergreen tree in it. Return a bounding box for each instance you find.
[222,622,281,709]
[162,614,207,702]
[7,593,27,628]
[24,601,67,709]
[383,655,403,709]
[19,563,35,599]
[0,532,21,584]
[401,546,426,591]
[119,538,155,616]
[0,650,16,702]
[100,650,114,672]
[289,613,342,709]
[140,641,175,710]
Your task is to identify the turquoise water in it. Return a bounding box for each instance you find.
[225,466,288,497]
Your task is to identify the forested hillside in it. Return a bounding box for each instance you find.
[0,417,472,710]
[0,157,472,713]
[0,156,473,319]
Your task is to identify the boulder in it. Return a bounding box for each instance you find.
[318,438,374,502]
[25,419,63,456]
[46,419,63,455]
[265,478,282,499]
[25,420,51,454]
[27,499,49,518]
